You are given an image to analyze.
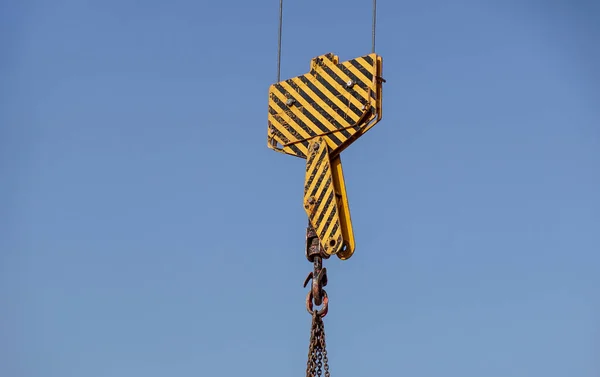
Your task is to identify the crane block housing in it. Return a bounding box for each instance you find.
[267,52,384,259]
[267,53,383,159]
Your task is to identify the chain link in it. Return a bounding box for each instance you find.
[306,312,330,377]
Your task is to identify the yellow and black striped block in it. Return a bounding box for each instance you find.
[303,137,354,258]
[268,53,383,159]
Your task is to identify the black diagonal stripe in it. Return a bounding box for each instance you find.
[271,92,318,138]
[269,125,304,157]
[298,76,353,138]
[353,58,378,102]
[314,74,363,118]
[330,222,339,238]
[338,65,366,93]
[315,173,331,209]
[273,83,291,98]
[275,113,304,142]
[320,202,338,240]
[284,122,305,142]
[287,78,343,129]
[321,66,368,104]
[269,105,309,147]
[338,64,375,108]
[285,80,345,147]
[269,116,305,156]
[316,192,335,238]
[349,59,374,82]
[268,109,308,155]
[304,148,325,193]
[310,163,330,203]
[271,91,312,136]
[269,115,290,144]
[274,84,342,146]
[297,140,310,153]
[306,145,317,164]
[304,148,327,192]
[289,144,304,157]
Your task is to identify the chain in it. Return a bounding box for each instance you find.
[306,312,330,377]
[304,223,331,377]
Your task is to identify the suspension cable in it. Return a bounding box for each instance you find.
[372,0,377,53]
[277,0,378,81]
[277,0,283,82]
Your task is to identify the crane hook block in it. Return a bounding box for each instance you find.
[267,53,384,259]
[267,53,383,159]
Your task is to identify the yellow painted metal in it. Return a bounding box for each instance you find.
[303,137,344,256]
[303,137,355,258]
[268,53,383,160]
[268,52,384,259]
[330,155,355,260]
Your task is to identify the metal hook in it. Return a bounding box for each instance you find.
[303,266,327,306]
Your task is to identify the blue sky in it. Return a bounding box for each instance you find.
[1,0,599,376]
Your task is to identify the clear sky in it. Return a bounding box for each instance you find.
[1,1,599,376]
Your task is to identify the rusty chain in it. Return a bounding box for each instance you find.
[306,311,330,377]
[304,223,331,377]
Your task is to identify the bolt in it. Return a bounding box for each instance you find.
[308,197,316,205]
[345,80,354,89]
[286,98,296,106]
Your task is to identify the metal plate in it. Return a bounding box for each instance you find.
[268,53,383,159]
